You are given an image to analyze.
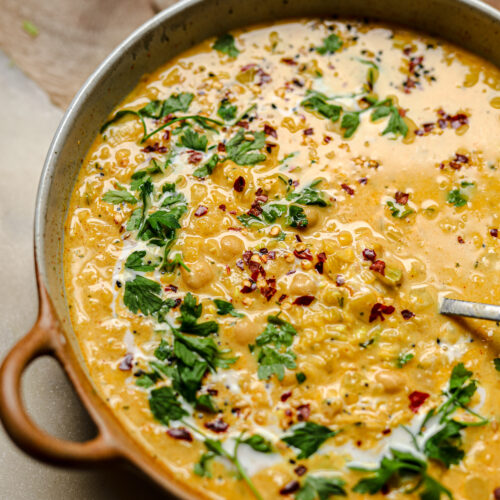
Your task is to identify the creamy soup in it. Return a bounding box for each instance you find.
[64,19,500,500]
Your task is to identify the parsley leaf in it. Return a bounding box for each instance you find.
[301,92,342,122]
[102,188,137,204]
[214,299,244,318]
[387,200,414,218]
[194,451,216,478]
[382,107,408,137]
[124,250,158,272]
[181,128,208,151]
[340,112,361,138]
[161,92,194,116]
[494,358,500,371]
[149,386,188,425]
[240,434,274,453]
[138,209,182,241]
[295,475,347,500]
[287,205,308,228]
[447,189,468,207]
[316,34,343,55]
[217,98,237,121]
[124,275,163,315]
[178,293,219,336]
[256,315,297,349]
[257,346,296,381]
[396,352,414,368]
[213,33,240,58]
[282,422,339,459]
[423,419,466,467]
[193,153,219,178]
[226,129,267,165]
[286,180,330,207]
[126,208,142,231]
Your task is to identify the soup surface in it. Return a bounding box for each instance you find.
[64,19,500,500]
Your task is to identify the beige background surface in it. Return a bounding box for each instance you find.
[0,0,499,498]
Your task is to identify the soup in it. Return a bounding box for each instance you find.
[64,19,500,500]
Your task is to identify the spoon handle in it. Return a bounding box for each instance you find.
[440,297,500,322]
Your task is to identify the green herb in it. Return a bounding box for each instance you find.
[193,154,219,178]
[359,338,374,349]
[138,209,182,241]
[162,92,194,116]
[126,208,142,231]
[301,92,342,122]
[102,188,137,205]
[282,422,339,459]
[257,346,296,381]
[154,338,172,361]
[214,299,244,318]
[213,33,240,58]
[178,292,218,336]
[256,314,297,348]
[217,98,237,121]
[295,475,347,500]
[351,448,452,499]
[387,200,414,218]
[240,434,274,453]
[494,358,500,371]
[287,205,308,228]
[396,352,414,368]
[123,275,163,315]
[22,20,39,37]
[124,250,158,272]
[149,386,188,425]
[181,128,208,151]
[423,419,467,468]
[340,112,361,138]
[316,34,343,55]
[370,100,408,138]
[296,372,307,384]
[447,189,468,207]
[226,129,267,165]
[286,179,330,207]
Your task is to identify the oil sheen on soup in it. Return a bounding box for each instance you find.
[64,19,500,500]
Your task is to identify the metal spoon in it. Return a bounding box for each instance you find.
[440,297,500,322]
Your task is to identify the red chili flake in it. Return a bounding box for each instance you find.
[294,465,307,477]
[454,153,469,164]
[268,251,276,260]
[167,428,193,442]
[490,228,498,238]
[281,57,298,65]
[457,236,465,244]
[341,183,355,196]
[362,248,376,261]
[241,281,257,294]
[242,251,253,264]
[494,488,500,500]
[229,210,237,215]
[409,391,430,413]
[240,63,256,72]
[369,303,395,322]
[294,248,313,260]
[164,284,178,292]
[315,262,324,274]
[278,294,287,303]
[296,404,310,421]
[236,120,249,129]
[188,151,203,164]
[303,128,314,136]
[141,142,167,153]
[172,298,182,308]
[401,309,415,320]
[195,205,208,217]
[382,428,392,435]
[284,409,293,417]
[218,204,226,211]
[118,353,134,371]
[280,481,300,495]
[295,234,302,242]
[449,113,468,129]
[207,388,218,396]
[292,78,304,88]
[217,142,226,152]
[317,252,327,263]
[228,227,242,232]
[260,278,277,302]
[395,191,409,205]
[204,419,229,433]
[256,68,272,85]
[324,135,332,144]
[293,296,315,306]
[370,259,386,275]
[403,46,412,56]
[358,177,368,184]
[409,55,424,72]
[264,124,278,138]
[248,260,266,281]
[234,176,246,192]
[281,391,292,402]
[225,265,231,275]
[336,274,345,286]
[163,130,171,141]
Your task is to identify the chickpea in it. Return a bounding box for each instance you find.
[375,370,405,393]
[180,259,214,290]
[220,235,245,260]
[289,273,317,296]
[233,317,262,345]
[302,206,319,228]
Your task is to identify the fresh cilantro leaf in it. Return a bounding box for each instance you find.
[126,208,142,231]
[170,343,209,402]
[449,363,472,391]
[241,434,273,453]
[494,358,500,371]
[102,188,137,204]
[387,200,414,218]
[286,180,330,206]
[282,422,339,459]
[301,93,342,122]
[213,33,240,58]
[257,346,296,381]
[125,250,158,272]
[316,34,343,55]
[214,299,244,318]
[178,293,219,336]
[138,209,183,241]
[149,386,188,425]
[154,338,172,361]
[161,185,186,207]
[194,451,216,477]
[162,92,194,116]
[138,99,164,119]
[193,154,219,178]
[287,205,308,228]
[382,107,408,137]
[196,394,217,413]
[447,189,468,207]
[296,372,307,384]
[370,103,392,121]
[295,475,347,500]
[396,352,414,368]
[181,128,208,151]
[420,475,453,500]
[124,275,163,315]
[424,419,466,467]
[256,315,297,348]
[217,98,237,121]
[341,112,361,138]
[226,129,267,165]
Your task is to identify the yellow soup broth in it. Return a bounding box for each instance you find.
[64,19,500,500]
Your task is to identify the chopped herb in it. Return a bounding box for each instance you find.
[287,205,308,228]
[282,422,339,459]
[161,92,194,116]
[296,372,307,384]
[193,154,219,178]
[181,128,208,151]
[217,98,237,121]
[240,434,273,453]
[387,200,414,218]
[178,292,219,336]
[149,386,188,425]
[396,352,414,368]
[124,250,158,272]
[102,188,137,205]
[295,475,347,500]
[301,92,342,122]
[256,314,297,348]
[214,299,244,318]
[257,346,296,381]
[494,358,500,371]
[213,33,240,58]
[447,189,468,207]
[340,112,361,138]
[126,208,142,231]
[226,129,267,165]
[316,34,343,55]
[286,180,330,206]
[123,275,163,315]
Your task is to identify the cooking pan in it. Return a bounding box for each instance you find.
[1,0,499,497]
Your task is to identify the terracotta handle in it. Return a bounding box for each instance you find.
[0,283,119,466]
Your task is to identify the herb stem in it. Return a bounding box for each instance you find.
[231,439,264,500]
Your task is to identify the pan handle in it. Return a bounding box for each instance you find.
[0,282,119,466]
